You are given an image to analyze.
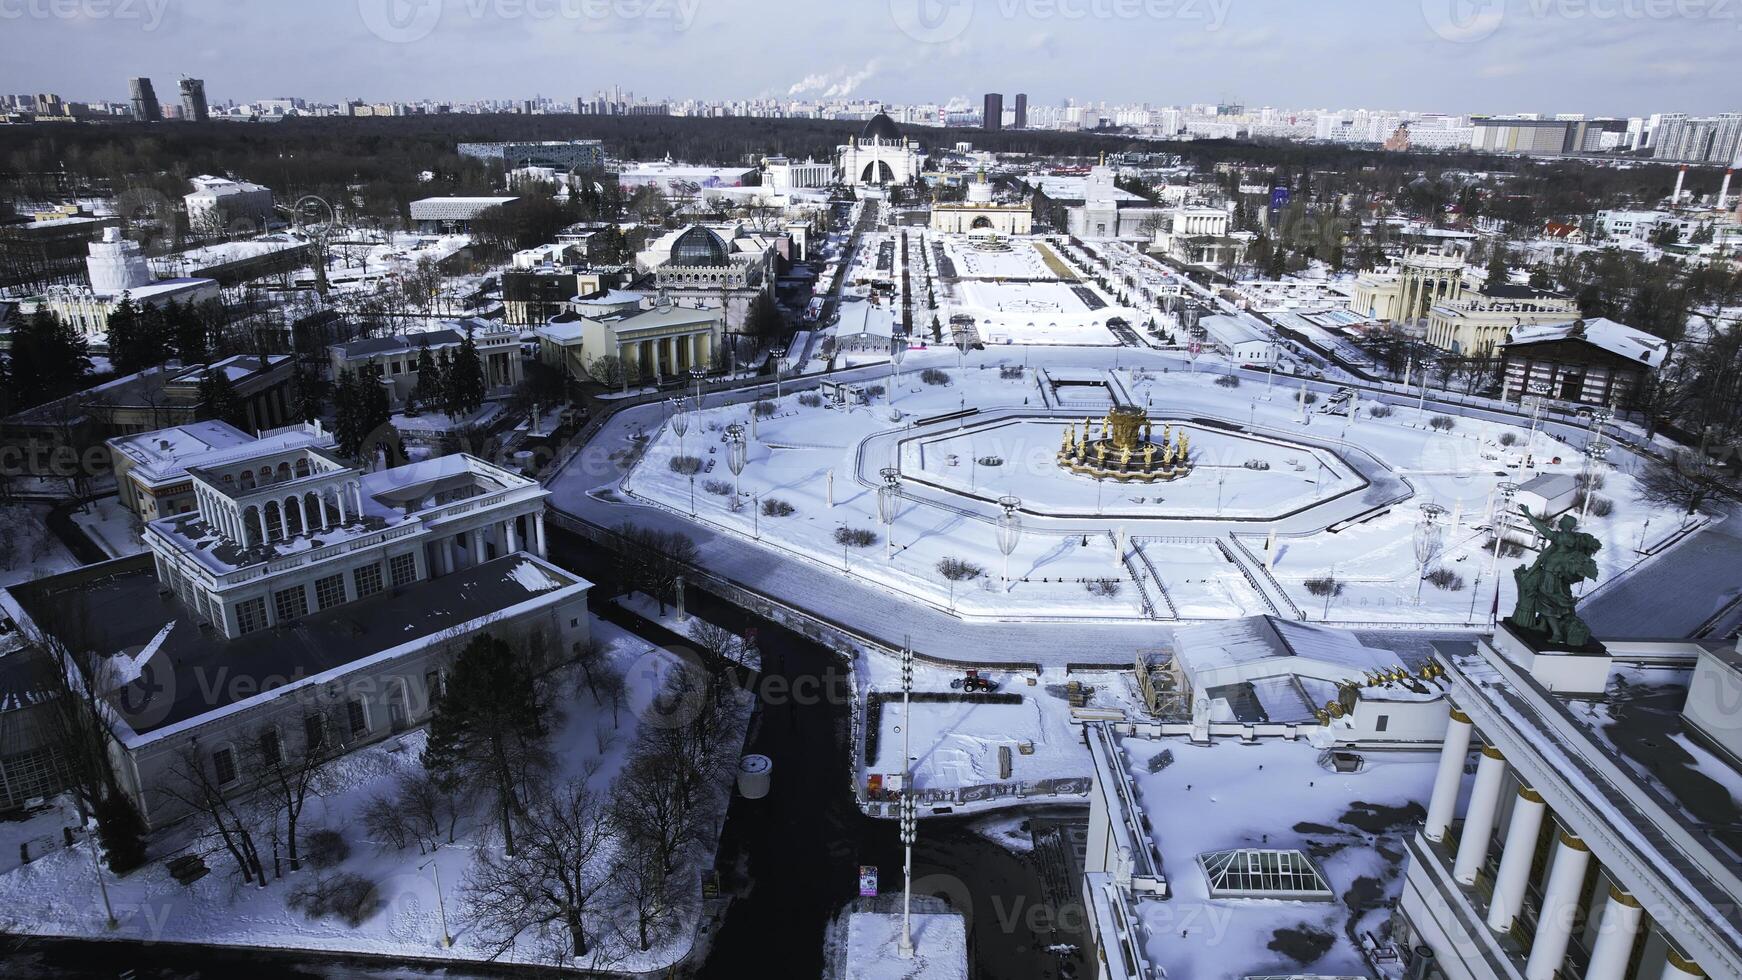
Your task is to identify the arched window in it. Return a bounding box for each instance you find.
[294,458,311,478]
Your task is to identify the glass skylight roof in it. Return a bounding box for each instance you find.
[1197,848,1334,901]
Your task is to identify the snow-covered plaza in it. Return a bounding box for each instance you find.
[935,235,1139,346]
[566,349,1702,628]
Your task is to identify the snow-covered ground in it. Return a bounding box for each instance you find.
[67,495,144,559]
[843,912,968,980]
[0,502,81,588]
[0,618,749,973]
[605,358,1687,627]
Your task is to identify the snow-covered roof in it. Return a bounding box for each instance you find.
[1505,317,1669,366]
[1173,616,1426,694]
[110,421,335,487]
[1199,312,1271,348]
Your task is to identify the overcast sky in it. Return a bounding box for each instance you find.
[2,0,1735,116]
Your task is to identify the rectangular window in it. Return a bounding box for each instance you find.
[212,747,237,785]
[389,553,418,589]
[260,730,282,767]
[313,573,346,611]
[353,562,384,598]
[303,713,327,753]
[425,669,445,704]
[1376,715,1390,733]
[235,597,268,636]
[273,585,308,624]
[347,699,368,738]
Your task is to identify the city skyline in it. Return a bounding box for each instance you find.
[2,0,1739,116]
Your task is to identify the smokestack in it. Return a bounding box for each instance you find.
[1673,165,1686,205]
[1721,168,1735,211]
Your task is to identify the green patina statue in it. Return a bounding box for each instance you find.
[1506,507,1602,647]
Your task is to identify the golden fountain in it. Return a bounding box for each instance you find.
[1058,405,1192,482]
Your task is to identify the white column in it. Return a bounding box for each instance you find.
[335,489,348,524]
[533,513,547,558]
[318,495,331,530]
[1486,785,1547,933]
[471,527,486,563]
[1453,745,1507,885]
[1425,707,1473,842]
[255,507,270,544]
[1524,830,1592,980]
[441,537,457,576]
[352,483,364,517]
[1660,948,1705,980]
[505,518,520,554]
[1585,885,1644,980]
[295,496,310,536]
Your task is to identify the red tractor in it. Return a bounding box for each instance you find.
[950,669,997,693]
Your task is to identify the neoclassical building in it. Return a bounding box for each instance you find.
[535,289,723,386]
[1,435,588,829]
[838,112,922,187]
[1424,283,1582,356]
[930,171,1034,235]
[1351,248,1470,324]
[1399,625,1739,980]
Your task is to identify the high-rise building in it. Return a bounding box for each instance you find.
[983,92,1003,132]
[178,77,208,122]
[1652,112,1742,164]
[1013,93,1028,129]
[129,76,161,122]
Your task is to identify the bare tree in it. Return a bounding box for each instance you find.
[248,716,334,873]
[1636,450,1732,518]
[610,830,694,953]
[686,619,745,676]
[25,604,148,871]
[157,744,268,886]
[463,768,614,960]
[936,557,985,610]
[610,744,696,877]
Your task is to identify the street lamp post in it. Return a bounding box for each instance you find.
[1414,502,1447,604]
[996,495,1023,587]
[419,856,452,948]
[898,639,917,959]
[770,346,787,400]
[690,367,707,409]
[669,397,689,459]
[1523,382,1551,470]
[1487,482,1521,621]
[890,334,908,401]
[1580,441,1611,521]
[726,423,747,497]
[878,467,901,561]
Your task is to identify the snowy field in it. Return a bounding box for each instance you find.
[1118,737,1440,978]
[0,618,748,973]
[903,419,1359,519]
